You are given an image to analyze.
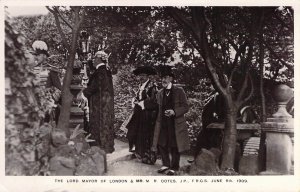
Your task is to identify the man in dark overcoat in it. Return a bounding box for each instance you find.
[126,66,158,164]
[83,51,115,153]
[152,66,190,175]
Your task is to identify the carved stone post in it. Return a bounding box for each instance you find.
[260,84,294,175]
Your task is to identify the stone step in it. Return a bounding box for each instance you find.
[70,118,84,129]
[243,137,260,156]
[70,118,84,124]
[244,142,260,145]
[70,84,83,90]
[244,149,259,152]
[70,106,84,116]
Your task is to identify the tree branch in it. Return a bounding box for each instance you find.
[168,6,226,95]
[167,7,194,35]
[274,11,293,31]
[167,7,203,47]
[201,35,227,95]
[200,9,227,95]
[46,6,70,50]
[237,72,249,103]
[78,7,87,28]
[264,43,293,71]
[53,7,73,30]
[242,73,254,104]
[227,68,236,90]
[228,39,239,51]
[236,10,257,103]
[191,7,202,36]
[231,41,247,70]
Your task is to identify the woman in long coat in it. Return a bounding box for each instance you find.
[126,66,158,164]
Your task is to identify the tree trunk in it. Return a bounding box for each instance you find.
[220,102,238,170]
[259,44,266,122]
[258,10,266,122]
[57,27,81,136]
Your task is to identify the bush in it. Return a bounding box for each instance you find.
[5,18,54,175]
[185,79,213,151]
[113,65,138,140]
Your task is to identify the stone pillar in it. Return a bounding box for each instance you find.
[260,84,294,175]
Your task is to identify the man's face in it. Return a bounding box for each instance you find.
[162,75,173,88]
[149,74,159,82]
[138,74,148,83]
[35,53,47,65]
[93,57,107,67]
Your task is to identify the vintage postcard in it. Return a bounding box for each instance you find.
[1,0,299,191]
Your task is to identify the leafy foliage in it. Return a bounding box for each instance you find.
[11,13,69,55]
[5,17,53,175]
[113,65,138,139]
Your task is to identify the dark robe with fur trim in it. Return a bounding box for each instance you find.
[83,65,115,153]
[126,81,158,164]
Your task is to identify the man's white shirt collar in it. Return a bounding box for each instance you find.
[96,63,106,69]
[140,79,150,90]
[136,79,150,109]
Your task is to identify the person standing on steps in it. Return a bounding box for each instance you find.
[27,40,62,124]
[82,51,115,153]
[152,65,190,175]
[126,66,158,164]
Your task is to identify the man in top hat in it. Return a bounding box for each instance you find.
[152,65,190,175]
[126,66,158,164]
[83,51,115,153]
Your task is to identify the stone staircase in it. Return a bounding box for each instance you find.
[70,105,84,129]
[69,60,85,130]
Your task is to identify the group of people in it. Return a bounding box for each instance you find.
[29,40,257,176]
[75,48,190,175]
[125,65,190,175]
[27,40,116,155]
[77,51,190,175]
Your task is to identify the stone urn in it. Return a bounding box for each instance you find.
[272,84,293,118]
[260,84,294,175]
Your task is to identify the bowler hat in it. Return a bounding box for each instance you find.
[133,66,157,76]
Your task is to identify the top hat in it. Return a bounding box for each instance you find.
[133,66,157,76]
[158,65,174,77]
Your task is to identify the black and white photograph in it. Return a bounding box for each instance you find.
[1,1,299,192]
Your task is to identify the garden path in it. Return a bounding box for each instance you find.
[105,139,192,176]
